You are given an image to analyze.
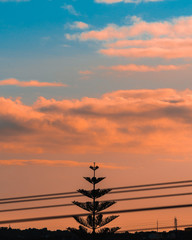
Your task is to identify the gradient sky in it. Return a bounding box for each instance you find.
[1,0,192,232]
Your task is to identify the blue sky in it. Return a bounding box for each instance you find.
[0,0,192,103]
[1,0,192,230]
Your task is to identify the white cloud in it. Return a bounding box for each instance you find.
[61,4,79,16]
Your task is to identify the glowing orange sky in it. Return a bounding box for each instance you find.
[1,88,192,231]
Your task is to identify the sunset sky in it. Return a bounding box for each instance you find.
[1,0,192,232]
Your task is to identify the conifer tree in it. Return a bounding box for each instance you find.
[69,163,119,239]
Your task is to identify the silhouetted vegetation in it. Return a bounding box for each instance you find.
[68,163,119,239]
[1,227,192,240]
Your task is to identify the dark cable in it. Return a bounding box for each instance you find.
[111,180,192,191]
[111,183,192,194]
[1,183,192,205]
[0,194,81,205]
[1,179,191,202]
[1,203,192,224]
[1,191,192,213]
[0,191,77,202]
[112,191,192,202]
[0,203,73,213]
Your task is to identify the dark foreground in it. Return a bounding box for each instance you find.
[1,227,192,240]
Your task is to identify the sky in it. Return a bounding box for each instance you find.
[1,0,192,232]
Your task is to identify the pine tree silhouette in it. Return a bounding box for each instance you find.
[68,163,120,240]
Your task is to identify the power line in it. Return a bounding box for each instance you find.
[0,191,77,202]
[0,194,81,205]
[1,203,192,225]
[1,191,192,213]
[113,191,192,202]
[0,203,73,213]
[111,183,192,195]
[1,183,192,205]
[111,180,192,191]
[1,179,191,202]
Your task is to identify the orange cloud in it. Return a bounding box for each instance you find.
[1,89,192,159]
[100,47,192,58]
[0,78,67,87]
[107,38,192,48]
[100,64,189,72]
[0,160,125,169]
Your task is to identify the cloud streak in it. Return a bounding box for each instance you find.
[100,64,190,72]
[0,160,125,169]
[99,47,192,58]
[0,78,67,87]
[61,4,79,16]
[95,0,164,4]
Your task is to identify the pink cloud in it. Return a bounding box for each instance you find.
[100,47,192,58]
[107,38,192,48]
[101,64,189,72]
[0,78,67,87]
[66,16,192,59]
[76,25,130,41]
[67,16,192,41]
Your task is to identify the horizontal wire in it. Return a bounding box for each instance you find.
[1,191,192,213]
[111,180,192,191]
[0,203,73,213]
[0,191,77,202]
[1,179,191,202]
[0,194,81,205]
[1,203,192,224]
[112,191,192,202]
[111,183,192,194]
[1,183,192,205]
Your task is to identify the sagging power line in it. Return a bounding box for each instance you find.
[1,183,192,205]
[1,179,191,202]
[1,203,192,225]
[1,191,192,213]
